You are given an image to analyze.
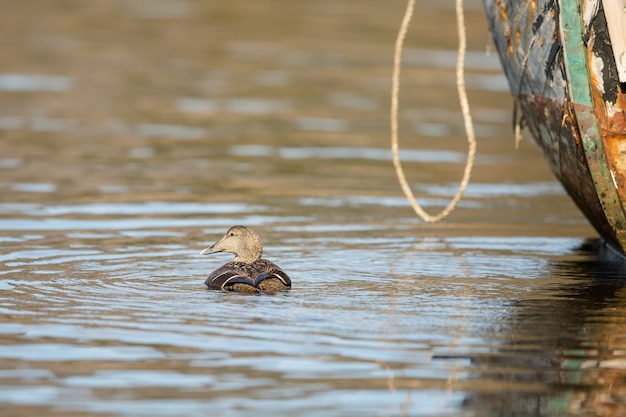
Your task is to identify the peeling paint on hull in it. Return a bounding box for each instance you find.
[484,0,626,253]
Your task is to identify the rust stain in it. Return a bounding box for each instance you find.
[586,49,626,131]
[605,87,626,133]
[498,0,507,22]
[586,34,626,212]
[505,28,512,55]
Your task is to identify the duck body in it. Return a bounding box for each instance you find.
[201,226,291,293]
[205,259,291,293]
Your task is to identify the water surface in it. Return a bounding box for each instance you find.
[2,1,626,416]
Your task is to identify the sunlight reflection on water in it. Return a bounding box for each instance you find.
[0,73,74,92]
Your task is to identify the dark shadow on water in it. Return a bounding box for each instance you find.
[462,239,626,417]
[550,238,626,306]
[559,238,626,278]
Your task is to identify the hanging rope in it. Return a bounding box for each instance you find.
[391,0,477,222]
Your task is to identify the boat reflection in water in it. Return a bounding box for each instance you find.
[459,239,626,416]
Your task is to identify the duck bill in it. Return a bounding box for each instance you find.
[200,244,220,255]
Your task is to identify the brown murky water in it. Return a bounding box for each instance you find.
[2,1,626,416]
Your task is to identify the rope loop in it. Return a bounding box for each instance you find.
[391,0,477,222]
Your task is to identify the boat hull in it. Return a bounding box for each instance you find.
[483,0,626,253]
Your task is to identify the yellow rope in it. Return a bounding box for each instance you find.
[391,0,477,222]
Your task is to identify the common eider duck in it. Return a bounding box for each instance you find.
[200,225,291,293]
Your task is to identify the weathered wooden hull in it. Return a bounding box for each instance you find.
[483,0,626,253]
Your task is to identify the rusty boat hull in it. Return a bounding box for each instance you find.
[483,0,626,253]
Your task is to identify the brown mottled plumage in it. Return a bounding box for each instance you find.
[200,226,291,293]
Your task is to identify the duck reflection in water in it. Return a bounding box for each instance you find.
[200,225,291,293]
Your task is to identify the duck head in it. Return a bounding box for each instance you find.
[200,225,263,264]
